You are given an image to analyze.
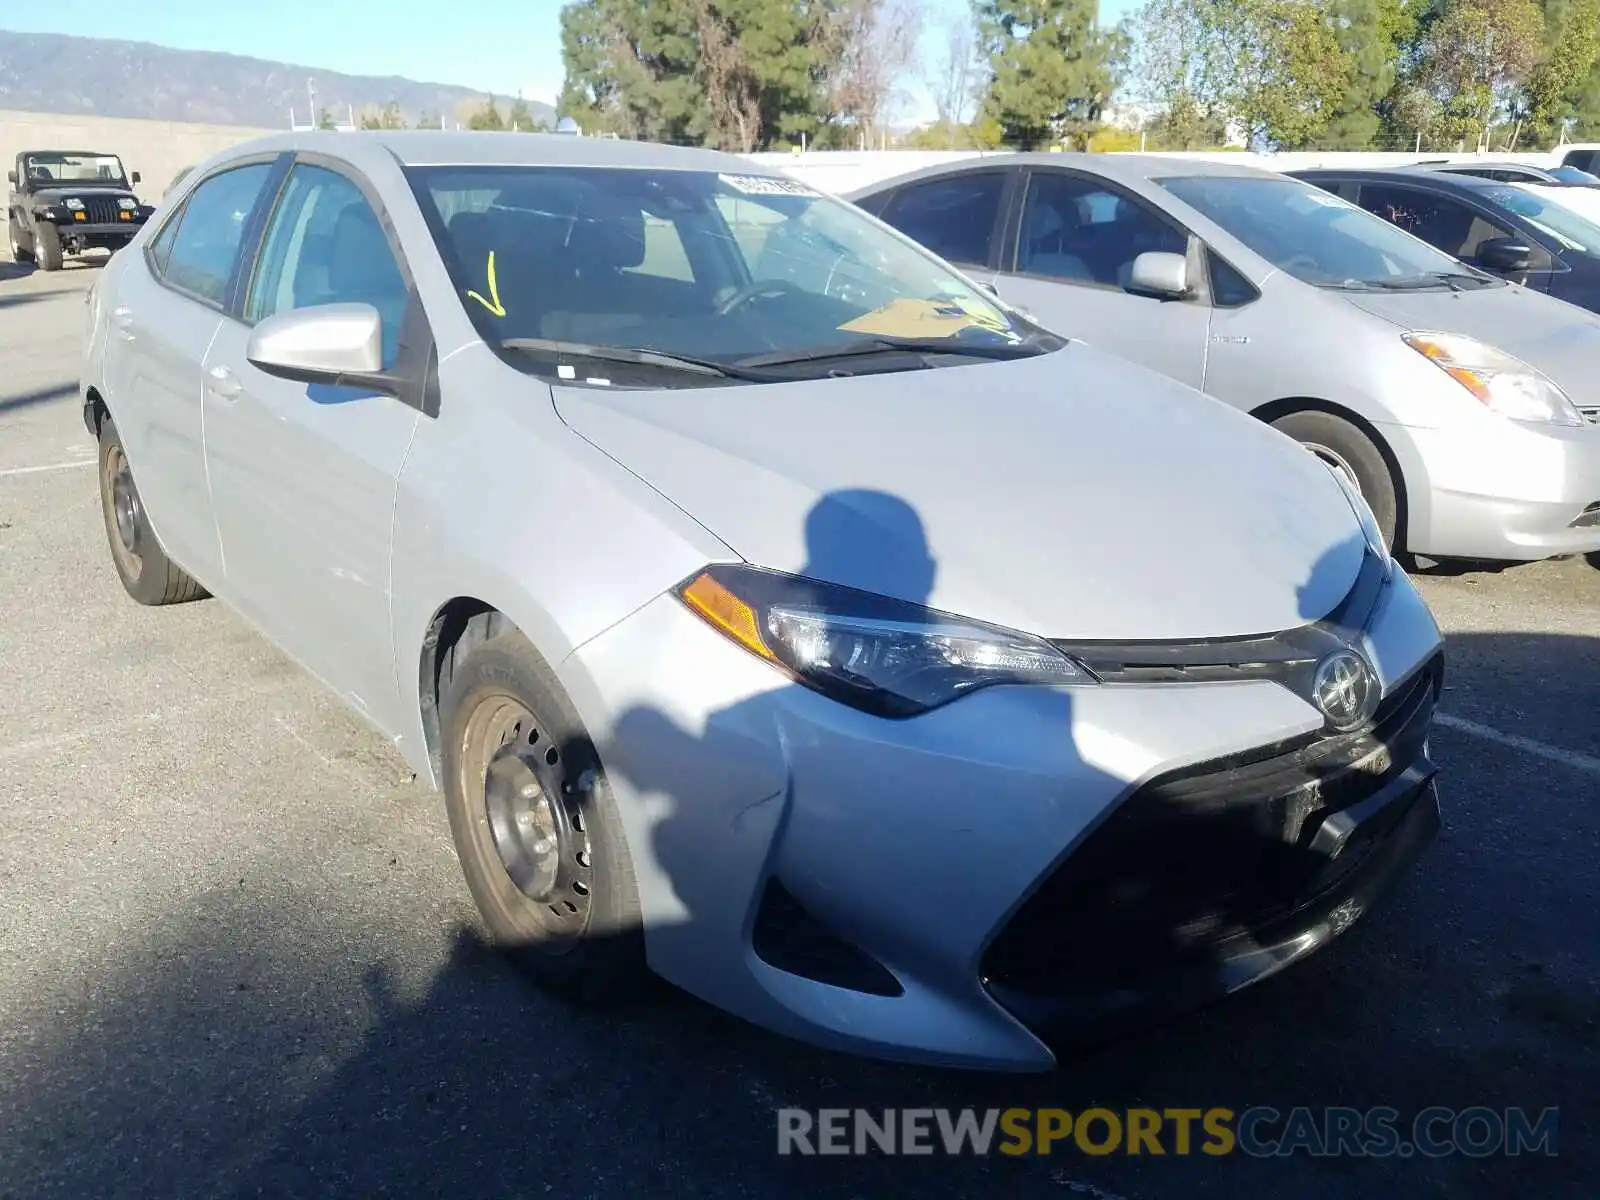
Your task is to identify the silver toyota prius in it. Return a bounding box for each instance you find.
[851,155,1600,563]
[80,131,1445,1071]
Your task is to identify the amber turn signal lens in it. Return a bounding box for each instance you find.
[679,572,775,661]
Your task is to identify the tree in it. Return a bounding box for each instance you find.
[358,101,407,131]
[316,107,337,131]
[1319,0,1417,149]
[1412,0,1543,149]
[1520,0,1600,146]
[1120,0,1220,147]
[468,98,508,130]
[815,0,923,145]
[975,0,1125,149]
[927,8,982,128]
[508,97,546,130]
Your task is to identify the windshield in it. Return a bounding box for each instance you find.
[1158,174,1481,288]
[406,165,1046,383]
[24,152,127,185]
[1548,165,1600,185]
[1490,184,1600,254]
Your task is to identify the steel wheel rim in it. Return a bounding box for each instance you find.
[103,444,143,575]
[462,695,595,942]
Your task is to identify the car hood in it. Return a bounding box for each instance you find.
[552,344,1366,642]
[29,185,136,203]
[1342,283,1600,401]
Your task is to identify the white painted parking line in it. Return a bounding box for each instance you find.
[0,458,95,478]
[1436,712,1600,777]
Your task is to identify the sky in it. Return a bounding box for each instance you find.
[4,0,1141,126]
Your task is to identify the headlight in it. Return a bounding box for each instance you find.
[1326,462,1392,578]
[64,197,84,211]
[117,197,137,211]
[1404,332,1583,427]
[675,564,1094,717]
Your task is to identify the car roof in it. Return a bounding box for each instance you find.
[21,149,120,158]
[199,130,775,177]
[1407,161,1552,175]
[846,152,1279,197]
[1289,166,1511,194]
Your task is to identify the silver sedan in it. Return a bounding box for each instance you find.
[79,131,1444,1070]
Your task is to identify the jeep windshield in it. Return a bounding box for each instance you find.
[24,152,129,187]
[406,164,1057,385]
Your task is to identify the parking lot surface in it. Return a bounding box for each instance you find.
[1,261,1595,1199]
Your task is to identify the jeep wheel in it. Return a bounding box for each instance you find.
[35,224,63,271]
[7,220,32,263]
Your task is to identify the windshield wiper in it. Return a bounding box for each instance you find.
[733,334,1041,370]
[500,338,767,381]
[1366,271,1487,292]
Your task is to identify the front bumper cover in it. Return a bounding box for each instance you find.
[982,653,1442,1052]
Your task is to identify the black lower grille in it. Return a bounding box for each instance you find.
[752,877,903,996]
[982,653,1443,995]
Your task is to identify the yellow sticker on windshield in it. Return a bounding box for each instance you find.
[840,296,1008,339]
[467,250,507,317]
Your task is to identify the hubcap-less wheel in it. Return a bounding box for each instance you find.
[103,443,143,577]
[461,695,595,947]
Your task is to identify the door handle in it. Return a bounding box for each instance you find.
[110,306,135,340]
[205,364,242,399]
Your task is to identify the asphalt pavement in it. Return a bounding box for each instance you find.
[1,260,1596,1199]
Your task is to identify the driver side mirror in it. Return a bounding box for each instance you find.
[246,303,396,393]
[1126,251,1191,299]
[131,171,141,185]
[5,170,14,185]
[1477,237,1535,273]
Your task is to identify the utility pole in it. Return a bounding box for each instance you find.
[308,78,317,128]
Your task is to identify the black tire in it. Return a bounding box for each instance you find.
[8,218,34,263]
[97,418,209,605]
[35,224,63,271]
[440,621,645,1000]
[1270,410,1400,551]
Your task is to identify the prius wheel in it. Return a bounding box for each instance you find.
[440,622,644,999]
[1270,410,1400,552]
[97,419,207,606]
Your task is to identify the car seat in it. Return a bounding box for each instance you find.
[325,203,408,365]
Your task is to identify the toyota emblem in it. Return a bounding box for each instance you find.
[1312,649,1378,732]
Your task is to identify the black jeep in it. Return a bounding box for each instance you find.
[6,150,153,271]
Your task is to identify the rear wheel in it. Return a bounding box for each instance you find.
[35,224,62,271]
[8,219,33,263]
[97,418,208,605]
[440,623,645,1000]
[1270,410,1400,552]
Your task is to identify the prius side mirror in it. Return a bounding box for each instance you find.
[1477,237,1535,273]
[246,303,397,393]
[1126,251,1191,298]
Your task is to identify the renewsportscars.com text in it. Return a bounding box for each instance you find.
[776,1106,1559,1158]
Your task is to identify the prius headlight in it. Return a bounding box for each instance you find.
[675,564,1095,717]
[1326,463,1392,579]
[1404,332,1584,427]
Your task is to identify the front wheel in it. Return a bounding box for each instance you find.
[1270,410,1400,552]
[440,623,645,1000]
[97,418,208,605]
[35,224,63,271]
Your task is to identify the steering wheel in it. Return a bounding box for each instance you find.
[714,278,807,317]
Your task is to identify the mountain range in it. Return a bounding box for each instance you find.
[0,29,556,130]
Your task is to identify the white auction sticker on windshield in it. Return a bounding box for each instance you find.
[719,173,819,197]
